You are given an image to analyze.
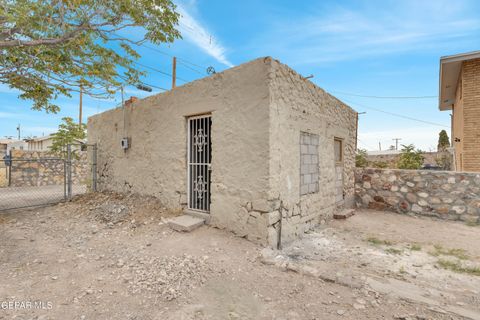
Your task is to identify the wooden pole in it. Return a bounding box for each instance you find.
[79,85,83,126]
[172,56,177,89]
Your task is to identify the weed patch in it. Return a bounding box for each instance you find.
[437,259,480,276]
[429,245,469,260]
[410,243,422,251]
[385,248,403,255]
[366,236,392,246]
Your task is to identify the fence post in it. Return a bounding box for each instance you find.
[67,144,72,199]
[63,158,67,201]
[92,143,97,192]
[8,149,12,187]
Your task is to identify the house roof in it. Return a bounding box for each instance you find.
[0,138,21,145]
[367,150,401,156]
[439,50,480,111]
[25,134,54,142]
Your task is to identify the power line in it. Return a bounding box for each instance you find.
[111,32,207,74]
[342,97,450,128]
[331,91,437,99]
[357,138,376,150]
[133,61,189,83]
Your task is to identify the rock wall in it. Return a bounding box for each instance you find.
[266,59,357,247]
[355,168,480,223]
[9,150,89,187]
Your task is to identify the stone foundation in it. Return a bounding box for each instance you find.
[355,168,480,223]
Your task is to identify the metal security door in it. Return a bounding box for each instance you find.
[188,115,212,212]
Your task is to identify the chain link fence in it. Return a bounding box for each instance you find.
[0,144,97,211]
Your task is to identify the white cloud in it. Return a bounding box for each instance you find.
[177,4,234,67]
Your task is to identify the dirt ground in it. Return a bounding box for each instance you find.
[0,193,479,320]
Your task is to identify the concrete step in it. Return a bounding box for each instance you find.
[168,215,205,232]
[333,209,356,220]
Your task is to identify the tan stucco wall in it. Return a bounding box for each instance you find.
[88,58,271,242]
[265,59,357,246]
[88,57,357,246]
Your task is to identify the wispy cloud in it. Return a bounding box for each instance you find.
[251,0,480,65]
[177,4,234,67]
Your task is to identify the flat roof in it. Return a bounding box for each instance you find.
[439,50,480,111]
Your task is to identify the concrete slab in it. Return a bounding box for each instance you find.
[168,215,205,232]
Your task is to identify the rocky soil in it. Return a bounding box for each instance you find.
[0,193,478,319]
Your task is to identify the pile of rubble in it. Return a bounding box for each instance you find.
[124,254,211,301]
[69,191,175,224]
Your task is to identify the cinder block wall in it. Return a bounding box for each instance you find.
[265,58,357,247]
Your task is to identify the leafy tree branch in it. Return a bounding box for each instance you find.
[0,0,181,112]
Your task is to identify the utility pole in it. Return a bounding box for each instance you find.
[392,138,402,150]
[79,85,83,126]
[172,56,177,89]
[355,112,366,151]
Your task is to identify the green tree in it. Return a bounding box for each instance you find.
[437,130,450,151]
[355,148,368,167]
[50,117,86,157]
[397,144,424,170]
[0,0,180,112]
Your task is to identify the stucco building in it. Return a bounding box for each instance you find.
[88,57,357,246]
[439,51,480,172]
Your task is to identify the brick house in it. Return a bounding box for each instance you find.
[88,57,357,246]
[439,51,480,172]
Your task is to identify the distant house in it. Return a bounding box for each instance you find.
[25,135,55,151]
[0,138,27,155]
[25,135,85,152]
[439,51,480,172]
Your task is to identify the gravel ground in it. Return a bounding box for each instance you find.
[0,193,475,319]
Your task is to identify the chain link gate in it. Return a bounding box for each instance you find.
[0,143,97,211]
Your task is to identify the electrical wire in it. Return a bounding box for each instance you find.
[111,32,207,74]
[342,97,450,128]
[133,61,189,83]
[331,90,437,99]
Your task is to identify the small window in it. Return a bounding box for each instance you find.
[334,138,343,164]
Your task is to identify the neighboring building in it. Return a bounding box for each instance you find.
[0,138,27,156]
[25,135,84,152]
[25,135,55,151]
[439,51,480,172]
[88,57,357,247]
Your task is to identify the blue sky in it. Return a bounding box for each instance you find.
[1,0,479,150]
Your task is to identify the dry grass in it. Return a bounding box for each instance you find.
[366,236,393,246]
[429,244,469,260]
[437,259,480,276]
[410,243,422,251]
